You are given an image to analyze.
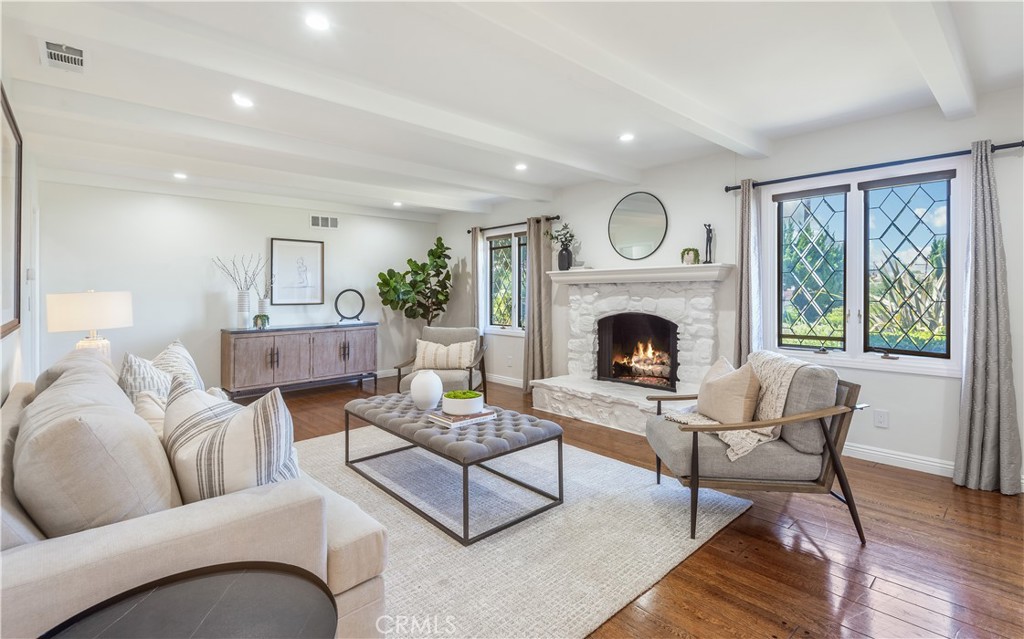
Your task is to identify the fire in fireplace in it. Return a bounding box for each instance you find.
[596,313,678,390]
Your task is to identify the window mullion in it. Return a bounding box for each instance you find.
[847,188,866,355]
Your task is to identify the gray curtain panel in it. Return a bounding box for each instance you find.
[523,216,553,391]
[953,140,1022,495]
[469,227,482,328]
[734,178,761,366]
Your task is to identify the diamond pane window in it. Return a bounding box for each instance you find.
[776,189,847,350]
[864,176,950,358]
[489,236,512,327]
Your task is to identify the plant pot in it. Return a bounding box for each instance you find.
[409,370,443,410]
[442,393,484,415]
[557,247,573,271]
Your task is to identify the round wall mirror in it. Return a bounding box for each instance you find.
[334,289,365,322]
[608,192,668,260]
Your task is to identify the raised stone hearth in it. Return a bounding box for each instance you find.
[536,264,733,434]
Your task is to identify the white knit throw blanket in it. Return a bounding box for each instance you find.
[666,351,807,461]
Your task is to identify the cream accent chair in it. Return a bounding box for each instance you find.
[395,326,487,397]
[645,358,866,543]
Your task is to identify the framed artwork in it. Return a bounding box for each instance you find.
[270,238,324,305]
[1,85,23,338]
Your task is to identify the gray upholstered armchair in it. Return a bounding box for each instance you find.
[395,326,487,397]
[645,360,866,542]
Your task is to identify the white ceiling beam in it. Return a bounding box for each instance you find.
[37,168,443,224]
[28,134,490,214]
[887,2,976,120]
[455,3,772,159]
[7,6,640,184]
[12,80,553,203]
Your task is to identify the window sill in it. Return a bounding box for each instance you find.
[773,347,961,379]
[484,327,526,339]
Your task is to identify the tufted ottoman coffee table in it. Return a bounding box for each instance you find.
[344,393,563,545]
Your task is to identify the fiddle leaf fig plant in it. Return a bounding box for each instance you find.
[377,236,453,326]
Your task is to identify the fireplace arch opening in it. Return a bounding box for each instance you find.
[596,313,678,390]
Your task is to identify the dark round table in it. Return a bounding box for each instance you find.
[44,562,337,639]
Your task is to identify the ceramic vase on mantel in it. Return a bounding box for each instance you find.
[410,370,443,410]
[557,246,573,271]
[236,290,251,329]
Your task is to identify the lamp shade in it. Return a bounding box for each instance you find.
[46,291,134,333]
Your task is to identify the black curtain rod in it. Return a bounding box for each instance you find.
[466,215,560,234]
[723,140,1024,193]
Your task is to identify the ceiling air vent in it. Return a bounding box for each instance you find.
[310,215,339,230]
[40,41,84,73]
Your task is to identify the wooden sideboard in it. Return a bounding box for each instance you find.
[221,322,378,397]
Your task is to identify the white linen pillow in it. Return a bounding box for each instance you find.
[163,376,300,503]
[414,339,476,371]
[118,340,205,402]
[696,357,761,424]
[133,388,231,439]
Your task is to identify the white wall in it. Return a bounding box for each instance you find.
[440,86,1024,477]
[37,183,439,386]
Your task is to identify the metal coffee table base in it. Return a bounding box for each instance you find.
[345,412,563,546]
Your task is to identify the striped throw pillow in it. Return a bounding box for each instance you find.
[118,340,205,402]
[163,376,299,503]
[414,339,476,371]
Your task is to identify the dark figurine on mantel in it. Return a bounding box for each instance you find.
[703,224,713,264]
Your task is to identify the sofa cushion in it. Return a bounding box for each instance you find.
[696,358,760,424]
[414,339,476,371]
[118,340,205,403]
[646,412,823,481]
[303,474,388,594]
[779,364,839,454]
[14,372,182,538]
[34,349,117,395]
[163,377,300,503]
[1,383,45,550]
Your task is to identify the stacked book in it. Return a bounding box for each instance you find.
[427,410,497,429]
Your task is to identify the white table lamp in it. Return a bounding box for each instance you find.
[46,291,133,359]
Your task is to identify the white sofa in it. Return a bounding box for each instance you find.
[0,355,387,639]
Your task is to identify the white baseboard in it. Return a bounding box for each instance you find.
[844,442,1024,490]
[485,373,524,388]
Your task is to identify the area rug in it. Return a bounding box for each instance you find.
[296,429,751,639]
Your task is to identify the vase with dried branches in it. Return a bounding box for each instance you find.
[257,275,275,316]
[213,255,267,328]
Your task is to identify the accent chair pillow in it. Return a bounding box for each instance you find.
[696,357,761,424]
[414,339,476,371]
[118,340,205,402]
[163,376,300,504]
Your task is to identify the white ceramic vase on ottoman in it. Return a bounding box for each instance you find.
[409,370,443,410]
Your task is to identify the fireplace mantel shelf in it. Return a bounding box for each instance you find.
[547,263,734,285]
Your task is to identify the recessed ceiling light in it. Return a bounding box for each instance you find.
[392,201,403,207]
[515,163,528,171]
[619,132,635,142]
[173,172,188,180]
[231,92,254,108]
[305,13,330,31]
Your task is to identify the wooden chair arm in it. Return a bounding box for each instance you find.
[675,404,852,433]
[646,394,698,402]
[394,356,416,373]
[467,344,487,369]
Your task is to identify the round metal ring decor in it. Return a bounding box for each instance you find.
[334,289,365,322]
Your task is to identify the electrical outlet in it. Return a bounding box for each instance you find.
[506,355,513,368]
[873,409,890,429]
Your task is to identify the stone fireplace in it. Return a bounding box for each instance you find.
[532,264,733,435]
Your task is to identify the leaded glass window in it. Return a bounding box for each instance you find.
[863,173,951,358]
[776,187,847,350]
[486,231,528,330]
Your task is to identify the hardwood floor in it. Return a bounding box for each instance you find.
[282,379,1024,639]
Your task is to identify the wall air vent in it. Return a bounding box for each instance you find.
[310,215,339,230]
[40,41,84,73]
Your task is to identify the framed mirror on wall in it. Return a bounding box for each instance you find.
[608,192,667,260]
[2,85,23,338]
